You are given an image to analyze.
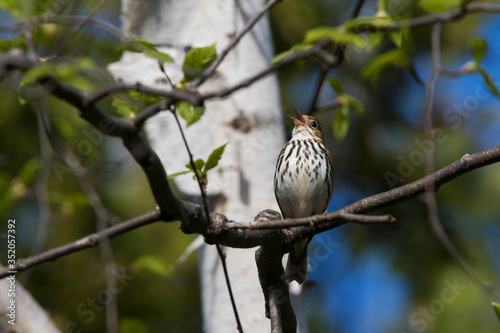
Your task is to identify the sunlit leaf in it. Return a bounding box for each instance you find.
[477,68,500,97]
[471,39,487,64]
[176,101,205,126]
[333,105,350,140]
[204,143,228,172]
[419,0,462,12]
[20,58,95,88]
[271,43,312,64]
[122,38,174,64]
[362,49,409,82]
[186,159,205,173]
[182,44,217,81]
[304,26,366,49]
[167,170,192,180]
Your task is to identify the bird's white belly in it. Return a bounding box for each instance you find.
[276,153,331,218]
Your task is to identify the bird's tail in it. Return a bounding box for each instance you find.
[285,238,312,284]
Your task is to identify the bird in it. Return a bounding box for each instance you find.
[274,108,334,284]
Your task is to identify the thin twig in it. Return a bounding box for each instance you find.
[170,108,243,332]
[215,244,244,333]
[28,102,53,258]
[422,22,493,297]
[191,0,282,87]
[48,0,109,61]
[226,212,394,230]
[306,0,366,115]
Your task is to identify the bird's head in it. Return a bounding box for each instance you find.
[291,108,324,142]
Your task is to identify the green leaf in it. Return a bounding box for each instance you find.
[112,92,161,118]
[122,38,174,64]
[366,32,385,51]
[119,318,150,333]
[304,26,366,49]
[327,78,344,95]
[167,170,193,180]
[186,159,205,173]
[471,39,487,64]
[111,94,136,117]
[493,302,500,323]
[20,58,95,87]
[204,143,228,173]
[182,44,217,81]
[176,101,205,126]
[271,43,312,64]
[343,16,393,31]
[419,0,462,13]
[362,49,409,82]
[389,28,414,56]
[333,105,350,140]
[345,95,364,113]
[132,255,171,277]
[477,68,500,97]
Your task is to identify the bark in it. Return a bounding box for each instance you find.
[109,0,290,331]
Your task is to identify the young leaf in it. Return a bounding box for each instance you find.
[493,302,500,323]
[204,143,228,173]
[186,159,206,173]
[477,68,500,97]
[328,78,344,95]
[345,95,364,114]
[419,0,462,13]
[20,58,95,88]
[176,101,205,126]
[111,94,136,117]
[471,39,487,64]
[304,26,366,49]
[167,170,193,180]
[362,49,409,82]
[343,16,393,31]
[333,105,350,140]
[182,44,217,81]
[271,44,312,64]
[122,38,174,64]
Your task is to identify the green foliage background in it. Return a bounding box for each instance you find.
[1,0,500,332]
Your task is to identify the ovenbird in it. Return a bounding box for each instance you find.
[274,108,334,284]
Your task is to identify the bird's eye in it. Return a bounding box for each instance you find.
[311,121,318,128]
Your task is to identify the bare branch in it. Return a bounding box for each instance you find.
[191,0,282,87]
[422,23,494,297]
[226,212,394,230]
[0,209,162,279]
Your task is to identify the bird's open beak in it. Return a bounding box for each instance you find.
[292,108,306,127]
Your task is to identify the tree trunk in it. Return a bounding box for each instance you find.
[108,0,300,332]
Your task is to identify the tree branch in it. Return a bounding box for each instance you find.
[0,209,162,279]
[191,0,282,87]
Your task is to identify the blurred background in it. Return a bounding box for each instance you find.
[1,0,500,332]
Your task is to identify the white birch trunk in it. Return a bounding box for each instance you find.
[0,267,62,333]
[109,1,309,332]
